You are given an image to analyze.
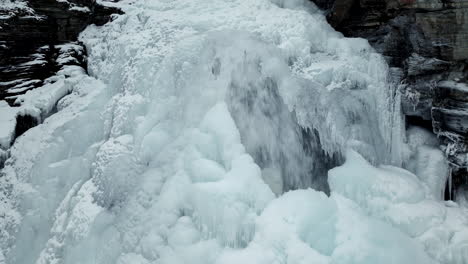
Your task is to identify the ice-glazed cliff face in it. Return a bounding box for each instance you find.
[1,0,467,263]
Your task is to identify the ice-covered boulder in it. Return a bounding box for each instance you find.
[330,150,468,263]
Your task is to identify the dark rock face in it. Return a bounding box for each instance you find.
[310,0,468,198]
[0,0,121,168]
[0,0,122,104]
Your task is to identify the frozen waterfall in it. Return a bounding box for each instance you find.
[1,0,467,263]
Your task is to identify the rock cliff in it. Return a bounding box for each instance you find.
[0,0,121,104]
[0,0,121,167]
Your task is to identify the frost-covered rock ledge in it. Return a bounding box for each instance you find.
[0,0,121,100]
[0,56,87,165]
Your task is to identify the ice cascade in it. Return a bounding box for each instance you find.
[1,0,467,264]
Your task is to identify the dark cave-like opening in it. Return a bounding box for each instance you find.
[14,114,40,143]
[406,115,434,132]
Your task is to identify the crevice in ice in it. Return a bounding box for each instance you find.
[445,170,453,201]
[13,114,39,141]
[445,167,468,201]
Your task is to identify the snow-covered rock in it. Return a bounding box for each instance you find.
[0,101,16,149]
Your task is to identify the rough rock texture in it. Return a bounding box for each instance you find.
[311,0,468,198]
[0,0,121,168]
[0,0,122,104]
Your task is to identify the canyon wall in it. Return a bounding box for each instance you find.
[312,0,468,198]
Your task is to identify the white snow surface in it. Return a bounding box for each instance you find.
[1,0,467,263]
[0,102,16,149]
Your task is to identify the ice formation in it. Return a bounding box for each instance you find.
[1,0,467,263]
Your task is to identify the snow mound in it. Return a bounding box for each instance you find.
[216,189,435,264]
[330,150,468,264]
